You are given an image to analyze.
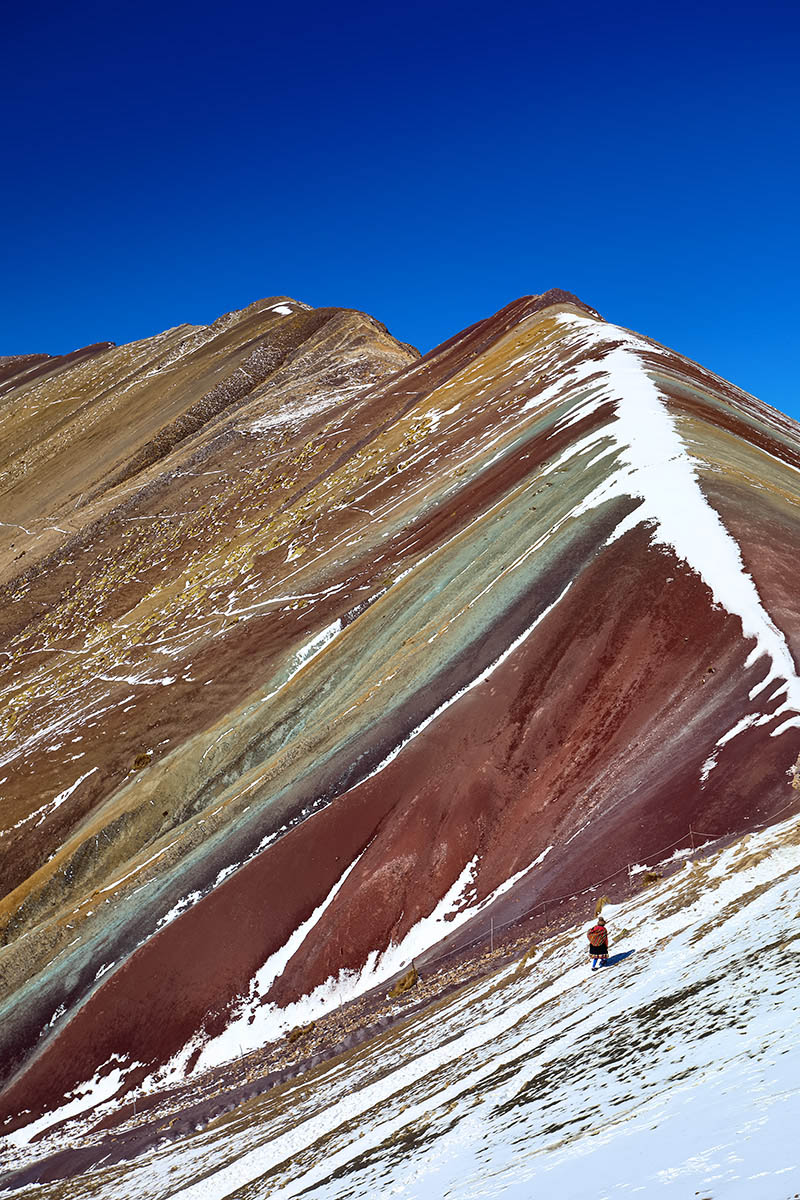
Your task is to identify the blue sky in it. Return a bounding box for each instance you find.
[3,0,799,420]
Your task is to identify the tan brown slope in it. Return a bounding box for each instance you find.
[0,296,417,895]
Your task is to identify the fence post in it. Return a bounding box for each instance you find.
[689,825,694,851]
[490,917,494,953]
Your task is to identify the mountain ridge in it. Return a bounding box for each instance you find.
[0,289,798,1159]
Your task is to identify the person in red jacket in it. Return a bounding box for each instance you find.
[587,916,609,969]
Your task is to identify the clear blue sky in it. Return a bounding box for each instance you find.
[3,0,799,420]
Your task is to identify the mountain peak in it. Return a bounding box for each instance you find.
[0,292,798,1184]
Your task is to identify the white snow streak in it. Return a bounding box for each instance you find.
[4,1059,131,1149]
[96,811,800,1200]
[169,851,365,1078]
[165,846,558,1083]
[358,577,574,788]
[5,766,99,832]
[554,316,800,758]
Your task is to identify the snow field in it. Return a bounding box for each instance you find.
[11,810,796,1199]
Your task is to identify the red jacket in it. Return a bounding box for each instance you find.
[588,924,608,948]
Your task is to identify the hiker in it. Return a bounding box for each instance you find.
[587,916,609,969]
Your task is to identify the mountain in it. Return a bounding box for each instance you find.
[0,289,798,1188]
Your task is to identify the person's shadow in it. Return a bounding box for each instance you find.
[602,951,635,967]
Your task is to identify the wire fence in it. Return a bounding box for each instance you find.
[420,794,800,974]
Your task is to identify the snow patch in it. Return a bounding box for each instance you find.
[22,767,100,830]
[179,850,367,1076]
[157,890,203,931]
[5,1058,131,1148]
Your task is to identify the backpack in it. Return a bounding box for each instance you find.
[588,926,607,947]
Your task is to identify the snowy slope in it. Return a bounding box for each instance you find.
[2,811,798,1197]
